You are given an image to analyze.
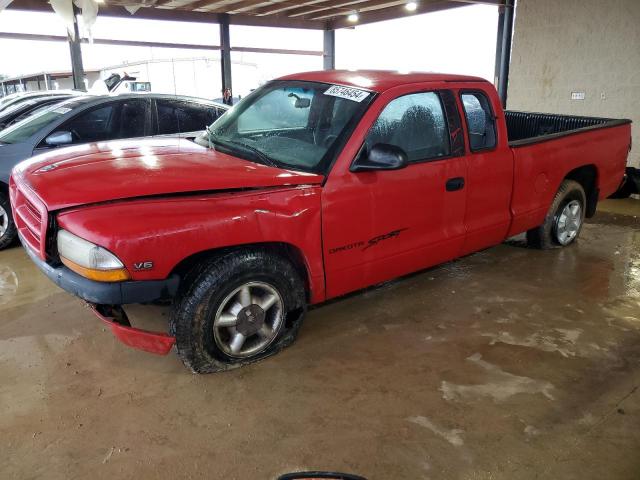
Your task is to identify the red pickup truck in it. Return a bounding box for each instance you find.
[10,71,632,373]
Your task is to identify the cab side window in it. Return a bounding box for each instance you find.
[461,92,496,151]
[364,92,450,162]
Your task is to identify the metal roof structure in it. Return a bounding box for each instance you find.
[2,0,514,105]
[7,0,506,29]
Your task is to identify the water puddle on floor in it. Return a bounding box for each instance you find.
[440,353,555,402]
[0,265,19,305]
[0,247,61,311]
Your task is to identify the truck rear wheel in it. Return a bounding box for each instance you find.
[170,249,306,373]
[0,192,17,250]
[526,179,586,249]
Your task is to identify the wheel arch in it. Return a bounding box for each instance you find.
[169,242,313,302]
[0,181,8,197]
[564,164,598,217]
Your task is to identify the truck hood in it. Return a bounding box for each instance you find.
[12,138,323,211]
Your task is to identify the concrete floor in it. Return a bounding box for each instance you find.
[1,200,639,480]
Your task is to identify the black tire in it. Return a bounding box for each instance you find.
[526,179,586,249]
[0,191,18,250]
[170,248,307,374]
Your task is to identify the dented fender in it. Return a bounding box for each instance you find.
[56,186,326,303]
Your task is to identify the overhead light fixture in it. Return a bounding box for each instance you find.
[347,12,359,22]
[406,1,418,11]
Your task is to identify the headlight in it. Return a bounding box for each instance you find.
[57,229,130,282]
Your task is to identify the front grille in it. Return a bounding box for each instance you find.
[10,180,48,260]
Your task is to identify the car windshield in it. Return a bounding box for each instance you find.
[0,96,92,144]
[196,80,374,174]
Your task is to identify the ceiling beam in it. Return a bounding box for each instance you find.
[182,0,248,11]
[309,0,409,20]
[207,1,273,13]
[448,0,504,5]
[287,0,373,18]
[153,0,214,7]
[328,0,469,28]
[250,1,332,16]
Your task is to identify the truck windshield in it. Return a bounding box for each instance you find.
[196,80,374,174]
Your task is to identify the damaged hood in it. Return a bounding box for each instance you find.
[12,138,323,211]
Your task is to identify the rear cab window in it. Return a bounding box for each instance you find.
[460,91,497,151]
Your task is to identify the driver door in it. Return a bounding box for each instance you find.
[322,88,468,298]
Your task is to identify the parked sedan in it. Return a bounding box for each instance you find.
[0,93,228,249]
[0,95,76,131]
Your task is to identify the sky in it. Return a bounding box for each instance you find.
[0,4,499,88]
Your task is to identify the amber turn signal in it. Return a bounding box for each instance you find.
[61,256,130,282]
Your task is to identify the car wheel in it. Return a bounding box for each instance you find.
[0,192,17,250]
[527,179,586,249]
[170,248,306,373]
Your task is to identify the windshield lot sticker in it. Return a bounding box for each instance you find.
[53,107,72,114]
[324,85,370,102]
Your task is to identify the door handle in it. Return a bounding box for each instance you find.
[446,177,465,192]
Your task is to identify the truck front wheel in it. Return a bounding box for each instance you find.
[170,249,306,373]
[526,179,586,249]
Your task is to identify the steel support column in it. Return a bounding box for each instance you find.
[494,5,505,86]
[496,0,514,108]
[323,29,335,70]
[68,5,86,91]
[219,14,233,105]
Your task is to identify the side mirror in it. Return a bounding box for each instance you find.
[351,143,408,172]
[278,473,367,480]
[45,131,73,147]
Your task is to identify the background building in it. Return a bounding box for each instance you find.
[508,0,640,167]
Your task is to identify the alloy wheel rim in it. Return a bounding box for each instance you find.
[213,281,284,358]
[0,204,8,238]
[555,199,582,245]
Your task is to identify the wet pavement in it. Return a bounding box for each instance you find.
[1,200,639,480]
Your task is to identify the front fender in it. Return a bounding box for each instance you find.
[56,186,325,302]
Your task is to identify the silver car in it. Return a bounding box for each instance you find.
[0,93,228,249]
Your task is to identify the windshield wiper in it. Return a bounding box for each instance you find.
[227,140,280,168]
[204,125,217,150]
[205,129,279,168]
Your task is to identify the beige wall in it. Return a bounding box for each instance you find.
[508,0,640,167]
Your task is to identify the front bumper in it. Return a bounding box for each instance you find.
[91,304,176,355]
[22,237,180,305]
[23,239,179,355]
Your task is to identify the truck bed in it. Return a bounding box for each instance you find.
[506,111,632,238]
[506,110,631,146]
